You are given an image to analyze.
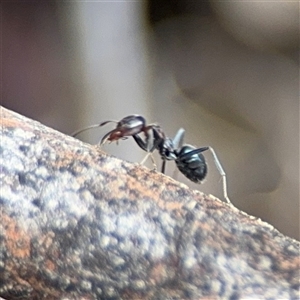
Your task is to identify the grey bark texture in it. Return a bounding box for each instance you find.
[0,106,299,300]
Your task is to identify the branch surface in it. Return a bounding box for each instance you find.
[0,106,299,300]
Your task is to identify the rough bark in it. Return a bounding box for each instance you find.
[0,106,299,300]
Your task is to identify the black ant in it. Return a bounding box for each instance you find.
[72,115,231,204]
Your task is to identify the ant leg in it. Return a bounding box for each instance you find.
[140,152,157,170]
[208,147,232,205]
[132,134,149,151]
[161,160,166,173]
[133,134,157,170]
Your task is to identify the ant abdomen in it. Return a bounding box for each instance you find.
[175,145,208,183]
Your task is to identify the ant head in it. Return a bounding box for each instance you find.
[118,115,146,129]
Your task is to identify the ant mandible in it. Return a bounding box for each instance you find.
[72,115,231,204]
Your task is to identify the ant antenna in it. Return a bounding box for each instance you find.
[71,120,118,138]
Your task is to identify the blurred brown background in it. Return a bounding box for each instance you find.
[2,1,299,240]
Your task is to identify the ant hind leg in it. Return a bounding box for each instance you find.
[208,147,232,205]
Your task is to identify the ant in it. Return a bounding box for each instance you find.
[72,115,231,204]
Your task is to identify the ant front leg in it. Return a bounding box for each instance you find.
[132,134,158,170]
[208,147,232,205]
[132,134,149,152]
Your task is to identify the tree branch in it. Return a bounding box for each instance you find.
[0,106,299,300]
